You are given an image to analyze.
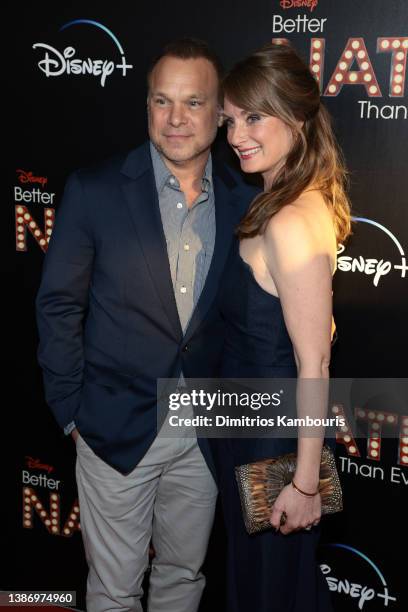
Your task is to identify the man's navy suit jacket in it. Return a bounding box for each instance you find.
[36,141,257,475]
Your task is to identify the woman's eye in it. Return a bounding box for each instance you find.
[247,114,261,123]
[224,118,234,128]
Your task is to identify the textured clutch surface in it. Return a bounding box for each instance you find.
[235,445,343,535]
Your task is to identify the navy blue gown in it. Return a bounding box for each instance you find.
[211,239,334,612]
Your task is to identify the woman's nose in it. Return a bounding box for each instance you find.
[228,122,247,147]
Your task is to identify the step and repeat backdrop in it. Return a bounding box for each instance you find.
[11,1,407,610]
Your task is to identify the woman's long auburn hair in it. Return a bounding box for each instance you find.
[223,43,352,243]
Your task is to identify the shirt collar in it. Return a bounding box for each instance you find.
[150,141,212,194]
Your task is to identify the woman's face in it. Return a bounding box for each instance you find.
[223,97,296,187]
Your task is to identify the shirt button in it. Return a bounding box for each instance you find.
[177,202,183,209]
[180,286,187,294]
[184,243,190,251]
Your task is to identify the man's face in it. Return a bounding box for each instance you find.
[148,56,220,166]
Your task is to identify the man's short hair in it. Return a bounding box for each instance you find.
[147,37,223,90]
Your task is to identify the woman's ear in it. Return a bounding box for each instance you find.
[290,120,304,143]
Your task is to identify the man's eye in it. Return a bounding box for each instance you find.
[155,98,166,105]
[189,100,202,107]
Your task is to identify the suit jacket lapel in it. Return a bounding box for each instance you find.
[183,169,241,344]
[121,146,183,342]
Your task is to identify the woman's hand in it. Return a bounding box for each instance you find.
[270,483,321,535]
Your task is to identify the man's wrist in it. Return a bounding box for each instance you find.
[64,421,76,436]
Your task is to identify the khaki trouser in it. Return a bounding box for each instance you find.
[75,430,217,612]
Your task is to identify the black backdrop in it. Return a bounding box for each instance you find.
[10,1,407,611]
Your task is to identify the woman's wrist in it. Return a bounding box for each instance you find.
[292,470,320,492]
[291,479,319,497]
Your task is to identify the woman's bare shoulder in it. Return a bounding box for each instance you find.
[264,200,314,246]
[266,189,332,237]
[263,190,336,269]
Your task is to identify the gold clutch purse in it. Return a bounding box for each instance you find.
[234,445,343,535]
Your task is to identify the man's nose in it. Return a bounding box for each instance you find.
[168,103,187,127]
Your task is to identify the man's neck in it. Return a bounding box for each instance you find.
[163,151,210,192]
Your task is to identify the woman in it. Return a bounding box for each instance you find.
[212,43,351,611]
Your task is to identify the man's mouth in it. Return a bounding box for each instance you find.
[164,134,192,139]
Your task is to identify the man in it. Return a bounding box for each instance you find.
[36,39,256,612]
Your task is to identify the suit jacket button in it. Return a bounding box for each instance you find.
[182,345,188,352]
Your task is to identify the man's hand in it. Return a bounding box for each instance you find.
[71,428,80,443]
